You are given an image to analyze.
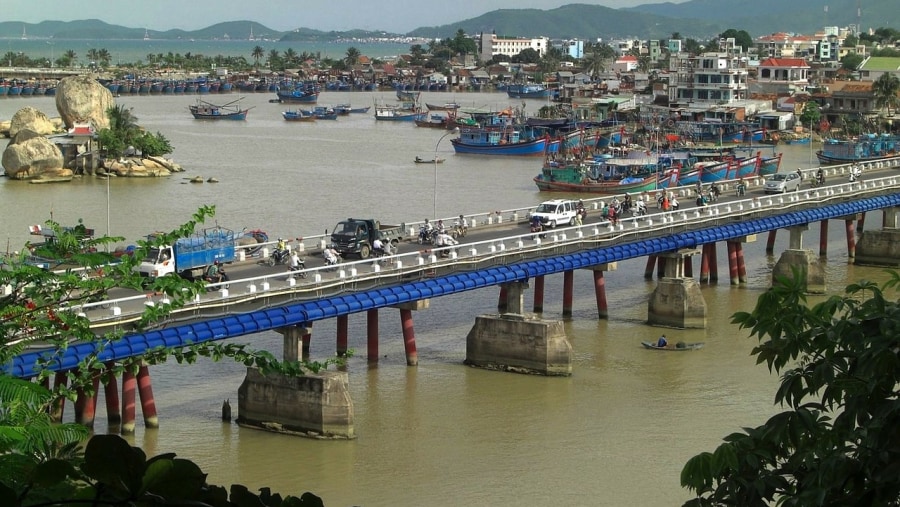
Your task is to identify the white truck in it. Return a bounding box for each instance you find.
[530,199,579,228]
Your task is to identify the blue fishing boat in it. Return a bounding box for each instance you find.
[451,127,549,156]
[534,153,662,194]
[758,153,783,177]
[300,106,338,120]
[816,133,900,165]
[282,110,316,122]
[506,83,551,99]
[373,104,424,122]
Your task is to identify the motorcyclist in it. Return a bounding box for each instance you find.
[736,177,746,196]
[205,260,224,284]
[418,219,434,243]
[273,237,288,263]
[323,245,340,267]
[434,231,459,257]
[453,214,467,237]
[373,237,386,257]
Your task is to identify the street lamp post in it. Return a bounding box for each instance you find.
[433,127,460,220]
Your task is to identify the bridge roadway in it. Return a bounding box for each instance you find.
[10,159,900,378]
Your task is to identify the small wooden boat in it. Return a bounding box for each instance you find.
[426,102,461,111]
[414,157,445,164]
[641,341,705,351]
[189,98,251,120]
[282,110,316,122]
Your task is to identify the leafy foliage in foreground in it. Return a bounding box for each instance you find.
[681,272,900,506]
[0,433,325,507]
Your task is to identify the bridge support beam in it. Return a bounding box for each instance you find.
[532,275,545,313]
[856,207,900,266]
[73,371,100,429]
[137,365,159,429]
[766,230,777,254]
[367,309,379,362]
[845,217,858,259]
[278,324,313,363]
[644,255,657,279]
[393,300,430,367]
[562,271,574,316]
[238,368,355,439]
[820,221,829,256]
[121,369,136,434]
[336,315,349,357]
[590,263,616,319]
[104,362,122,431]
[726,236,755,285]
[647,249,707,329]
[50,371,67,422]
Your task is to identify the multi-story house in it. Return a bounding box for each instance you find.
[668,45,749,106]
[753,57,810,94]
[477,32,549,61]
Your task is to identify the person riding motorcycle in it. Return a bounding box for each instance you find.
[418,219,435,244]
[452,214,468,238]
[205,260,226,285]
[271,237,289,264]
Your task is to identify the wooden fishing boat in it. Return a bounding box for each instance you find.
[414,157,445,164]
[373,104,425,122]
[281,110,316,122]
[641,341,705,351]
[188,98,251,120]
[426,102,461,111]
[816,134,900,165]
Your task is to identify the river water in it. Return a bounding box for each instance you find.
[1,92,890,506]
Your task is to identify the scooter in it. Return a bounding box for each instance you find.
[633,200,647,217]
[267,248,290,266]
[735,183,747,196]
[204,268,230,291]
[288,259,307,278]
[417,225,437,244]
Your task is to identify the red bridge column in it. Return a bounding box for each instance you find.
[819,220,829,256]
[562,270,574,317]
[497,285,508,312]
[367,309,379,362]
[50,371,67,422]
[845,219,856,259]
[532,275,545,313]
[766,230,777,254]
[400,308,418,366]
[137,364,158,429]
[709,242,719,283]
[336,315,349,357]
[656,256,666,279]
[857,212,866,232]
[104,362,121,429]
[74,371,100,429]
[699,244,711,284]
[736,242,748,284]
[121,368,136,434]
[727,241,739,285]
[683,256,693,278]
[644,255,657,279]
[592,264,616,320]
[302,325,312,361]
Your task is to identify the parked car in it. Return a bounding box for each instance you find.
[764,172,801,194]
[530,199,579,228]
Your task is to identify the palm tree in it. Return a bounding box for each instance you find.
[251,45,264,71]
[344,46,361,67]
[283,48,298,68]
[64,49,77,67]
[873,72,900,118]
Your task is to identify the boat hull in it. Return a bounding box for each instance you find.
[452,137,547,156]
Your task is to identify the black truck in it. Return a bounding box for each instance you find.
[329,218,404,259]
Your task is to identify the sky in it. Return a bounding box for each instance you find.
[5,0,678,34]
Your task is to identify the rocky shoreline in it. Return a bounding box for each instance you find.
[0,75,185,184]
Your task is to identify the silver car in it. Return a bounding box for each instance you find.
[764,172,801,194]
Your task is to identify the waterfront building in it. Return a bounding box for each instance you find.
[667,40,750,107]
[477,32,549,61]
[753,57,810,95]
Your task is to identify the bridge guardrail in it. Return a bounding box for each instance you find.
[61,169,900,332]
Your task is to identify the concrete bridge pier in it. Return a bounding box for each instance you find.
[278,324,313,362]
[856,207,900,266]
[465,281,572,376]
[591,263,617,319]
[394,300,430,366]
[647,249,707,329]
[772,225,825,294]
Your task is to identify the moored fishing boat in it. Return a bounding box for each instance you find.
[281,110,316,122]
[815,133,900,165]
[426,101,461,111]
[534,153,664,194]
[451,127,549,156]
[758,152,783,176]
[506,83,551,99]
[373,104,425,122]
[188,98,252,120]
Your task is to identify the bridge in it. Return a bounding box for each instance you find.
[9,158,900,436]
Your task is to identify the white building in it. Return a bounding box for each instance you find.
[668,50,749,106]
[477,32,550,61]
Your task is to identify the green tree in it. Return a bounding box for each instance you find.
[798,101,822,131]
[513,47,541,64]
[98,104,142,158]
[873,72,900,117]
[840,52,865,72]
[584,42,614,78]
[681,272,900,506]
[718,29,754,52]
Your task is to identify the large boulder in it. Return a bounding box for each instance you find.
[9,106,60,137]
[54,75,115,130]
[2,129,66,180]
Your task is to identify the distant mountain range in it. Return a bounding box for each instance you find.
[1,0,895,43]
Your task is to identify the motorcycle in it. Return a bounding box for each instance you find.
[736,182,747,196]
[204,267,229,291]
[267,248,290,267]
[417,225,436,244]
[633,200,647,217]
[849,167,861,182]
[288,258,307,278]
